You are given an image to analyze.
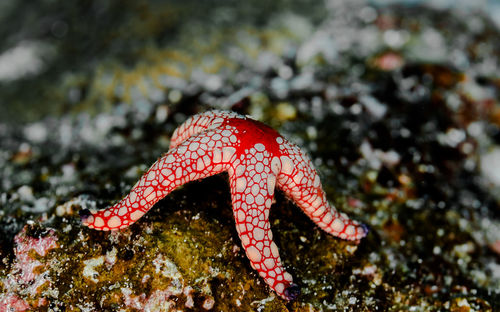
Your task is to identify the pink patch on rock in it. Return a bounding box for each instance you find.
[13,226,58,283]
[490,240,500,255]
[0,294,30,312]
[373,52,404,71]
[121,288,178,311]
[1,225,58,311]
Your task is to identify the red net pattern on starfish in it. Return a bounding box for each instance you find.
[80,110,368,300]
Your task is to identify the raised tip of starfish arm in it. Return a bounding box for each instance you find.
[284,283,301,301]
[277,140,369,241]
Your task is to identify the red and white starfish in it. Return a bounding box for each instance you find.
[80,110,368,300]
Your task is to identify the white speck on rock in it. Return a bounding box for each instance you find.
[151,254,185,295]
[184,286,194,308]
[359,95,387,120]
[83,256,105,283]
[437,128,466,148]
[480,147,500,187]
[0,40,53,82]
[17,185,34,202]
[456,298,470,308]
[360,140,401,170]
[202,297,215,310]
[24,122,48,143]
[251,295,276,310]
[106,247,117,265]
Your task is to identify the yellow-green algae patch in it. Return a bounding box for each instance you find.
[31,197,291,310]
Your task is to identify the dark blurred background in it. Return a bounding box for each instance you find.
[0,0,499,123]
[0,0,325,123]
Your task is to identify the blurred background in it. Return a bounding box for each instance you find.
[0,0,499,123]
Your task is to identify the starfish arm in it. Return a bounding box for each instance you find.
[228,150,299,301]
[81,127,240,231]
[81,110,369,300]
[170,110,241,149]
[277,140,368,241]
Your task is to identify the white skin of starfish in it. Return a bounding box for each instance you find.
[81,110,368,300]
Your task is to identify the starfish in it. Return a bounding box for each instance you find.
[80,110,368,300]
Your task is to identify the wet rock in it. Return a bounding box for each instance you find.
[1,0,500,311]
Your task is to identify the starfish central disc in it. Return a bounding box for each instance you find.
[80,110,369,300]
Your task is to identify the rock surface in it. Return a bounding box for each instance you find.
[1,0,499,311]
